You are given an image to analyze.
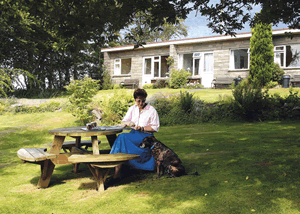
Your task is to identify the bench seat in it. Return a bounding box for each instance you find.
[120,79,139,89]
[17,148,57,162]
[291,75,300,87]
[68,153,140,191]
[212,77,234,89]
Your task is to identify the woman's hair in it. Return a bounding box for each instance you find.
[133,88,148,99]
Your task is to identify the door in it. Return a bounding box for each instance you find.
[142,56,161,85]
[200,52,214,88]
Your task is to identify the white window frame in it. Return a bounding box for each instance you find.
[143,56,162,78]
[274,45,286,68]
[230,48,250,70]
[114,58,131,75]
[114,59,121,75]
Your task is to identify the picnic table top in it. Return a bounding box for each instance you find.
[48,126,123,137]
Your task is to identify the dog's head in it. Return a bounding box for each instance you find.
[139,136,157,148]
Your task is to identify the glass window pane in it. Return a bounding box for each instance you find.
[194,58,200,76]
[204,53,213,72]
[286,45,300,67]
[144,58,152,74]
[154,61,159,77]
[115,64,120,74]
[183,54,193,74]
[161,56,168,77]
[233,49,248,69]
[121,58,131,74]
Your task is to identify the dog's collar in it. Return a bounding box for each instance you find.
[151,142,158,150]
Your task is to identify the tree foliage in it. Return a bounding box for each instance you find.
[192,0,300,35]
[248,21,275,87]
[119,12,188,46]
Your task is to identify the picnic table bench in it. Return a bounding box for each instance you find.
[120,79,139,89]
[212,76,234,89]
[291,75,300,87]
[68,153,140,191]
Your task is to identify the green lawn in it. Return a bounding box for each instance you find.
[1,112,300,213]
[91,88,300,103]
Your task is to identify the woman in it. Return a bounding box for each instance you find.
[108,88,160,184]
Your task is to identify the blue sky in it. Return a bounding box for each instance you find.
[183,6,289,39]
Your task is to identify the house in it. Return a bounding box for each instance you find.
[101,28,300,88]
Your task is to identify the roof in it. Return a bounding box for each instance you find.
[101,28,300,53]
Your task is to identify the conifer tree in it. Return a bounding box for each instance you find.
[248,21,275,87]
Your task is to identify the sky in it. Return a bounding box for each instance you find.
[182,5,289,39]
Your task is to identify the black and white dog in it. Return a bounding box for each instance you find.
[139,136,187,178]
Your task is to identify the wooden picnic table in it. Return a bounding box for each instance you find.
[37,126,123,188]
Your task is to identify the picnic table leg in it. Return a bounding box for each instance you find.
[73,137,81,173]
[106,134,117,148]
[91,136,100,155]
[37,159,55,188]
[87,164,110,192]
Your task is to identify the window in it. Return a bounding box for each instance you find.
[179,52,214,76]
[143,56,168,78]
[114,58,131,75]
[230,49,250,69]
[274,45,300,68]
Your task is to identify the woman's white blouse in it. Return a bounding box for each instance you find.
[122,103,160,132]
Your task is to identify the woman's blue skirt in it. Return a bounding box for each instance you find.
[110,129,155,171]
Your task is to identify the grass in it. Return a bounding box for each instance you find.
[1,112,300,213]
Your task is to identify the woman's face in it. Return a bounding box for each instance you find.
[135,96,146,109]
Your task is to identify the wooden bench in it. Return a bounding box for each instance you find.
[17,148,57,163]
[120,79,139,89]
[291,75,300,87]
[68,153,140,192]
[212,77,234,89]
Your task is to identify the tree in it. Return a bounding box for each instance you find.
[192,0,300,36]
[248,21,275,87]
[0,0,190,92]
[119,12,188,46]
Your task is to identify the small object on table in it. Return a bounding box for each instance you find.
[86,121,97,130]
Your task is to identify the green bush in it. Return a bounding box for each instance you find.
[142,83,154,89]
[39,100,61,112]
[101,69,113,90]
[178,91,195,113]
[272,63,285,84]
[113,84,123,89]
[231,79,267,121]
[169,68,190,89]
[153,79,168,89]
[265,81,279,89]
[99,89,134,125]
[65,76,100,124]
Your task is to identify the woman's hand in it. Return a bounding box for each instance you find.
[121,121,135,128]
[134,126,144,131]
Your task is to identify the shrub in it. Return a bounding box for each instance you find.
[169,68,190,89]
[65,76,100,124]
[142,83,154,89]
[99,89,134,125]
[231,79,267,121]
[178,91,195,113]
[113,84,123,89]
[101,69,113,90]
[265,81,279,89]
[249,22,275,87]
[272,63,285,84]
[154,79,168,89]
[39,100,61,112]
